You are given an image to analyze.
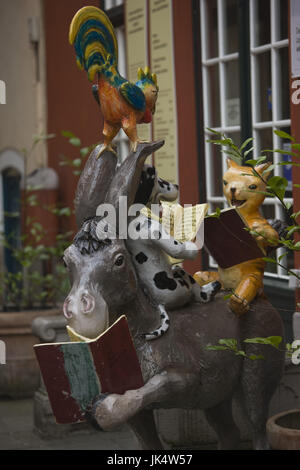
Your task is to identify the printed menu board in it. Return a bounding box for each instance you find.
[126,0,151,141]
[291,0,300,77]
[149,0,178,184]
[125,0,178,182]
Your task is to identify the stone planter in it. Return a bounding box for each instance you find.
[267,409,300,450]
[0,309,60,398]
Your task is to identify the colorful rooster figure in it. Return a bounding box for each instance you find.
[69,6,159,157]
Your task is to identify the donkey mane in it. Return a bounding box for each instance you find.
[73,216,112,255]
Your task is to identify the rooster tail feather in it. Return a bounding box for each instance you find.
[69,6,118,81]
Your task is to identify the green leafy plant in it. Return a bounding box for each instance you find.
[0,131,96,311]
[205,128,300,357]
[59,130,98,176]
[206,336,300,361]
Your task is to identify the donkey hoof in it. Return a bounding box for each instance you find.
[85,393,109,431]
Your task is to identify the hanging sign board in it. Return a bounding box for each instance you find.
[291,0,300,78]
[149,0,178,184]
[125,0,151,141]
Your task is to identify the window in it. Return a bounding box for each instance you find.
[0,149,24,274]
[200,0,291,280]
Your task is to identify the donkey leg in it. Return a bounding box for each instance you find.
[204,399,240,449]
[128,409,164,450]
[240,350,279,449]
[91,369,195,431]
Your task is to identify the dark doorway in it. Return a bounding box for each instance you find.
[2,167,21,274]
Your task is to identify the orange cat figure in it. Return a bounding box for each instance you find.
[194,159,279,316]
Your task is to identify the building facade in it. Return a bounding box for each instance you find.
[0,0,298,334]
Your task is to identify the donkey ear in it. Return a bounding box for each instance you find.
[74,145,117,227]
[105,140,165,211]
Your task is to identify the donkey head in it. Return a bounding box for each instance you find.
[63,141,164,338]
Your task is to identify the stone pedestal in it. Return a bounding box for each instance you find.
[32,314,90,438]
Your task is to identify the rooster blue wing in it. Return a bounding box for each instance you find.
[119,82,146,112]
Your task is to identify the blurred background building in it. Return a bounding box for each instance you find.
[0,0,299,337]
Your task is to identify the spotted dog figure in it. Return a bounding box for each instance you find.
[125,166,221,340]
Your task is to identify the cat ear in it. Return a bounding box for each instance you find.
[254,162,273,179]
[226,158,240,169]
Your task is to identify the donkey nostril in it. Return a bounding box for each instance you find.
[81,294,95,314]
[63,299,73,319]
[230,187,236,194]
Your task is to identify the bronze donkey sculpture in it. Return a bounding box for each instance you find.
[63,141,285,450]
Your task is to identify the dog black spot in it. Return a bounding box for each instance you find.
[153,230,161,240]
[104,224,108,232]
[135,252,148,264]
[147,166,156,177]
[174,240,178,245]
[179,279,189,289]
[154,272,177,291]
[189,275,196,284]
[136,223,141,232]
[174,272,181,279]
[201,292,207,301]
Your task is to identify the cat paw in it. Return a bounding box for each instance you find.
[229,293,250,316]
[199,281,221,302]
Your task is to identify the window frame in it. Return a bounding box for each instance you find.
[199,0,292,280]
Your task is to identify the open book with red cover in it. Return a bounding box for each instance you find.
[34,315,144,424]
[204,207,265,269]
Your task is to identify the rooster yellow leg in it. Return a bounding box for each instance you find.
[97,123,120,158]
[122,118,143,152]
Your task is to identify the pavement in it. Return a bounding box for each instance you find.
[0,397,140,450]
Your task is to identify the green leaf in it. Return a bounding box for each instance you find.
[206,345,229,351]
[219,338,238,350]
[244,336,282,349]
[206,127,221,135]
[72,158,82,167]
[69,137,81,147]
[235,350,247,357]
[264,148,299,158]
[267,176,288,200]
[223,292,233,300]
[262,164,275,175]
[61,130,76,138]
[291,143,300,153]
[262,257,277,263]
[245,157,266,166]
[274,129,295,141]
[243,147,254,159]
[249,354,265,360]
[80,147,90,157]
[278,252,287,262]
[240,138,253,152]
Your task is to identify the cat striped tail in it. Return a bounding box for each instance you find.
[69,6,118,82]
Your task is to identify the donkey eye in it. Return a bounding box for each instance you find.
[223,180,228,186]
[249,184,257,190]
[115,254,125,267]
